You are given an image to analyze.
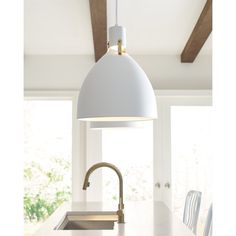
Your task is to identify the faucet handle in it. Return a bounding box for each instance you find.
[117,209,125,223]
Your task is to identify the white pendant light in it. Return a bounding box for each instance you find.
[90,121,143,130]
[77,0,157,121]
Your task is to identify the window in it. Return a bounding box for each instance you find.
[24,100,72,235]
[171,106,212,235]
[102,121,153,202]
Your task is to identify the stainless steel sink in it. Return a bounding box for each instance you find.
[55,211,118,230]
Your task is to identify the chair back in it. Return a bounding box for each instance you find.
[203,204,213,236]
[183,190,202,234]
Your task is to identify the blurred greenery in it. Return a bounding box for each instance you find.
[24,157,71,223]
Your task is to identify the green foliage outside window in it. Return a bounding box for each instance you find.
[24,157,71,223]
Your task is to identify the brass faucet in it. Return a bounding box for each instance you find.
[83,162,125,223]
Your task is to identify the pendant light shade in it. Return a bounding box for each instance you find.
[77,1,157,121]
[77,50,157,121]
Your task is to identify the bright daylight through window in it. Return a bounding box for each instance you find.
[102,121,153,202]
[24,100,72,236]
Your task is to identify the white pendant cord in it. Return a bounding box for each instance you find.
[115,0,118,25]
[109,0,126,52]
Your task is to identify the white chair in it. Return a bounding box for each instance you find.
[203,204,212,236]
[183,190,202,234]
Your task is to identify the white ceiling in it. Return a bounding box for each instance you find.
[24,0,212,55]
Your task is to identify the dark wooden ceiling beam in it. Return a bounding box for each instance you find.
[181,0,212,63]
[89,0,107,62]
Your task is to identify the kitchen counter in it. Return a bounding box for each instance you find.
[34,201,194,236]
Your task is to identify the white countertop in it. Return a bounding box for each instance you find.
[34,201,194,236]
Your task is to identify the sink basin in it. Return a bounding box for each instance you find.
[55,211,118,230]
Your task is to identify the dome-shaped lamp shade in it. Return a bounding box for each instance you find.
[77,52,157,121]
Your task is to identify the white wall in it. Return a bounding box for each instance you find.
[24,55,212,90]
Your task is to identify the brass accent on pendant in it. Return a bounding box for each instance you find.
[118,39,122,55]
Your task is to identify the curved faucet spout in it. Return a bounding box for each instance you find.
[82,162,125,223]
